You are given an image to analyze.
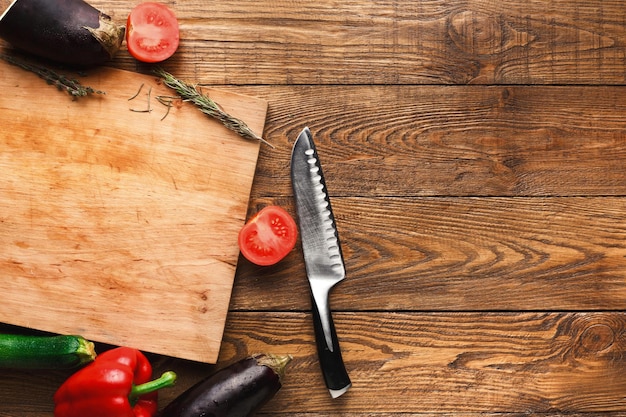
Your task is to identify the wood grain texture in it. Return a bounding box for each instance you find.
[233,196,626,311]
[217,312,626,414]
[3,312,626,415]
[1,0,626,415]
[222,85,626,198]
[0,59,266,363]
[92,0,626,85]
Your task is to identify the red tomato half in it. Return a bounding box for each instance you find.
[126,2,180,63]
[238,206,298,266]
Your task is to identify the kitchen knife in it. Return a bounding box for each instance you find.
[290,127,352,398]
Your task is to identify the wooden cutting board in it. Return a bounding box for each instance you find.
[0,57,267,363]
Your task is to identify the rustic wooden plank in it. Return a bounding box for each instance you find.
[6,414,624,417]
[4,23,625,198]
[233,196,626,311]
[221,85,626,198]
[3,414,625,417]
[1,411,621,417]
[279,415,626,417]
[153,312,626,414]
[1,0,625,415]
[3,313,626,414]
[87,0,626,85]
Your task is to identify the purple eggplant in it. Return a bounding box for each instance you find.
[0,0,124,66]
[158,353,292,417]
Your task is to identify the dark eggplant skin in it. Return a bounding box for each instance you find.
[158,354,292,417]
[0,0,124,66]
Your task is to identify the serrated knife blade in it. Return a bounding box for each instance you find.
[290,127,351,398]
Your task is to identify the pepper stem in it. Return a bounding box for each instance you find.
[130,371,177,399]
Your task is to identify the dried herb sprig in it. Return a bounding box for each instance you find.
[154,68,272,147]
[0,53,104,99]
[128,83,153,113]
[155,95,182,121]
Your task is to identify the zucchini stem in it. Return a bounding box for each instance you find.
[74,336,97,366]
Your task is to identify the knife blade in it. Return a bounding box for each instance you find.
[290,127,352,398]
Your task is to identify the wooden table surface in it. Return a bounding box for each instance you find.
[3,0,626,415]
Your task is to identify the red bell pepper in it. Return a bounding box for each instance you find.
[53,346,176,417]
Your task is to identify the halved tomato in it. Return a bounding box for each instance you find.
[126,2,180,63]
[238,206,298,266]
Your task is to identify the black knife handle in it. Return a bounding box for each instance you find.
[310,294,352,397]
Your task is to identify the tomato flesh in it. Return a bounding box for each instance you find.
[238,206,298,266]
[126,2,180,63]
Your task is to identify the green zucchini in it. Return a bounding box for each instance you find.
[0,333,96,369]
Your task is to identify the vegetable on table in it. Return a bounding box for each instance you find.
[238,205,298,266]
[0,0,125,66]
[126,2,179,63]
[157,353,292,417]
[0,333,96,369]
[54,346,177,417]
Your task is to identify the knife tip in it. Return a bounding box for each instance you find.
[293,126,313,152]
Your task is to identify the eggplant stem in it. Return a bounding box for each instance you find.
[256,353,293,380]
[83,13,125,59]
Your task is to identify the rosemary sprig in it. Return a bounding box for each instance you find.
[0,53,104,99]
[128,83,153,113]
[154,68,272,147]
[155,95,181,121]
